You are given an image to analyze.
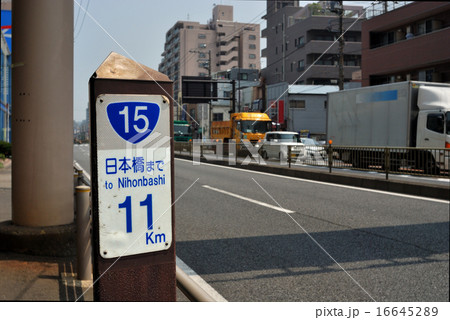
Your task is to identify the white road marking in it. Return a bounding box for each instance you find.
[203,184,295,213]
[176,158,449,204]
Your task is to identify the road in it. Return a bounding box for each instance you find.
[74,144,449,301]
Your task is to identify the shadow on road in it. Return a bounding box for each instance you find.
[177,221,449,276]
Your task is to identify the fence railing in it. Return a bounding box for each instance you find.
[174,141,450,179]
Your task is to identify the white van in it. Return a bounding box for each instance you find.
[260,131,306,161]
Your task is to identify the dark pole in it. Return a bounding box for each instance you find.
[338,0,344,90]
[208,50,212,138]
[232,80,236,114]
[237,36,241,112]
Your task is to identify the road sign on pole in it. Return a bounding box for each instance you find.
[89,52,175,301]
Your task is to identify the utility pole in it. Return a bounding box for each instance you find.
[208,50,212,138]
[189,49,212,138]
[338,0,344,91]
[329,1,345,90]
[237,35,241,112]
[282,14,286,82]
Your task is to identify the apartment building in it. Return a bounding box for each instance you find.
[158,5,261,105]
[262,1,363,86]
[361,1,450,86]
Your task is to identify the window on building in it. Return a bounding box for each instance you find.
[297,36,305,47]
[344,55,360,67]
[298,60,305,71]
[249,63,257,69]
[198,43,207,48]
[249,54,256,59]
[290,100,306,109]
[213,113,224,121]
[198,34,206,39]
[249,44,256,49]
[249,34,256,40]
[275,46,278,55]
[419,69,434,82]
[417,19,434,35]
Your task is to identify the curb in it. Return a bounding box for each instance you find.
[0,220,76,257]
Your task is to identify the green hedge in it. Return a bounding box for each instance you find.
[0,141,11,158]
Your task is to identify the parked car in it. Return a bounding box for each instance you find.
[300,138,327,163]
[260,131,306,161]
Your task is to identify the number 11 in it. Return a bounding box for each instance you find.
[118,194,153,233]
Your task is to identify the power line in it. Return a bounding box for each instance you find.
[74,0,90,41]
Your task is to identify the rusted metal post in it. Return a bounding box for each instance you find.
[385,147,390,180]
[328,144,333,173]
[76,185,92,281]
[288,146,292,168]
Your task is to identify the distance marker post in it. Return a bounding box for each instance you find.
[89,52,175,301]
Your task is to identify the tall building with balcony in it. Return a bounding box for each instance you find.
[361,1,450,86]
[262,1,363,86]
[158,5,261,109]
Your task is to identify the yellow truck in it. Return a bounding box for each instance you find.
[210,112,272,146]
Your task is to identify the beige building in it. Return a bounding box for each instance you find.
[158,5,261,111]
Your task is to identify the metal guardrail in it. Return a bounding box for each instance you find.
[73,161,216,302]
[174,141,450,180]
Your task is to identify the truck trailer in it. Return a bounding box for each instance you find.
[327,81,450,174]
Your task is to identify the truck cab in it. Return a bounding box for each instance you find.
[231,113,272,145]
[415,86,450,148]
[415,86,450,171]
[211,112,272,146]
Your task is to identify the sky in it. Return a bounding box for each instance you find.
[73,0,373,122]
[73,0,270,122]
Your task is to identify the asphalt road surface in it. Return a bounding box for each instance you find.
[74,144,449,302]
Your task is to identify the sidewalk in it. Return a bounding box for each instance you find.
[0,160,93,301]
[0,161,189,302]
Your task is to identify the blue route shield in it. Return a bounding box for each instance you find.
[107,102,160,144]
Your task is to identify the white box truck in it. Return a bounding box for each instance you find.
[327,81,450,174]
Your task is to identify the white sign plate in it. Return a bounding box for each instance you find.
[96,94,172,259]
